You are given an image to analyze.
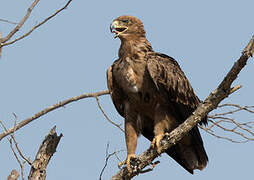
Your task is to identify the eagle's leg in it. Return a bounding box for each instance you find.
[118,120,138,172]
[151,133,164,154]
[151,108,170,154]
[151,120,166,154]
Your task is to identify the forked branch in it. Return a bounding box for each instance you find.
[201,103,254,143]
[1,0,40,43]
[0,0,73,55]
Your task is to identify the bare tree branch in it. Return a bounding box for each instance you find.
[200,103,254,143]
[199,125,249,143]
[9,113,32,165]
[0,120,26,180]
[100,143,115,180]
[1,0,73,47]
[9,139,26,180]
[99,143,125,180]
[216,103,254,115]
[28,126,62,180]
[0,18,18,25]
[1,0,40,43]
[111,35,254,179]
[0,90,109,141]
[95,96,124,132]
[0,0,72,58]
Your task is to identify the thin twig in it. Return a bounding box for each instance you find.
[202,103,254,142]
[10,114,32,165]
[99,143,124,180]
[2,0,73,47]
[217,104,254,114]
[114,152,124,165]
[10,133,32,164]
[1,0,40,43]
[199,125,248,143]
[0,120,8,132]
[0,90,109,141]
[209,119,254,140]
[229,85,242,94]
[0,121,26,180]
[9,139,21,165]
[0,18,18,25]
[9,139,25,180]
[95,96,124,132]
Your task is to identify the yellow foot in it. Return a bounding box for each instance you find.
[118,154,136,173]
[151,134,164,154]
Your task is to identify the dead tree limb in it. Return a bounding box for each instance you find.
[111,36,254,180]
[28,126,62,180]
[0,90,109,141]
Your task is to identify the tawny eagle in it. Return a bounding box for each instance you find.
[107,15,208,174]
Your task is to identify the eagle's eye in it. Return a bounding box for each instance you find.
[121,19,129,23]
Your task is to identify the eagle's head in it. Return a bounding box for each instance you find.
[110,15,146,40]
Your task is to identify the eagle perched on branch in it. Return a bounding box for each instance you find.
[107,15,208,174]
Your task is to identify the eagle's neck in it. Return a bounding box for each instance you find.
[118,37,153,59]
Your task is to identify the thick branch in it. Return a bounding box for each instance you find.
[111,36,254,179]
[0,90,109,141]
[28,126,62,180]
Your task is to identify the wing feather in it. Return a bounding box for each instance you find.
[147,53,207,125]
[107,62,125,117]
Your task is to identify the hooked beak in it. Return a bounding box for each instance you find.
[110,21,127,38]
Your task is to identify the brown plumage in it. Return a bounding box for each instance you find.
[107,15,208,174]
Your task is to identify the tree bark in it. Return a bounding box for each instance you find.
[28,126,62,180]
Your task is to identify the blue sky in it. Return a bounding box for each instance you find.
[0,0,254,179]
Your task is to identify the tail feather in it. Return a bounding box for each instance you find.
[166,146,194,174]
[166,126,208,173]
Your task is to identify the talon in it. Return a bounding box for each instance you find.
[151,134,164,154]
[126,154,136,172]
[118,160,126,168]
[119,154,136,172]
